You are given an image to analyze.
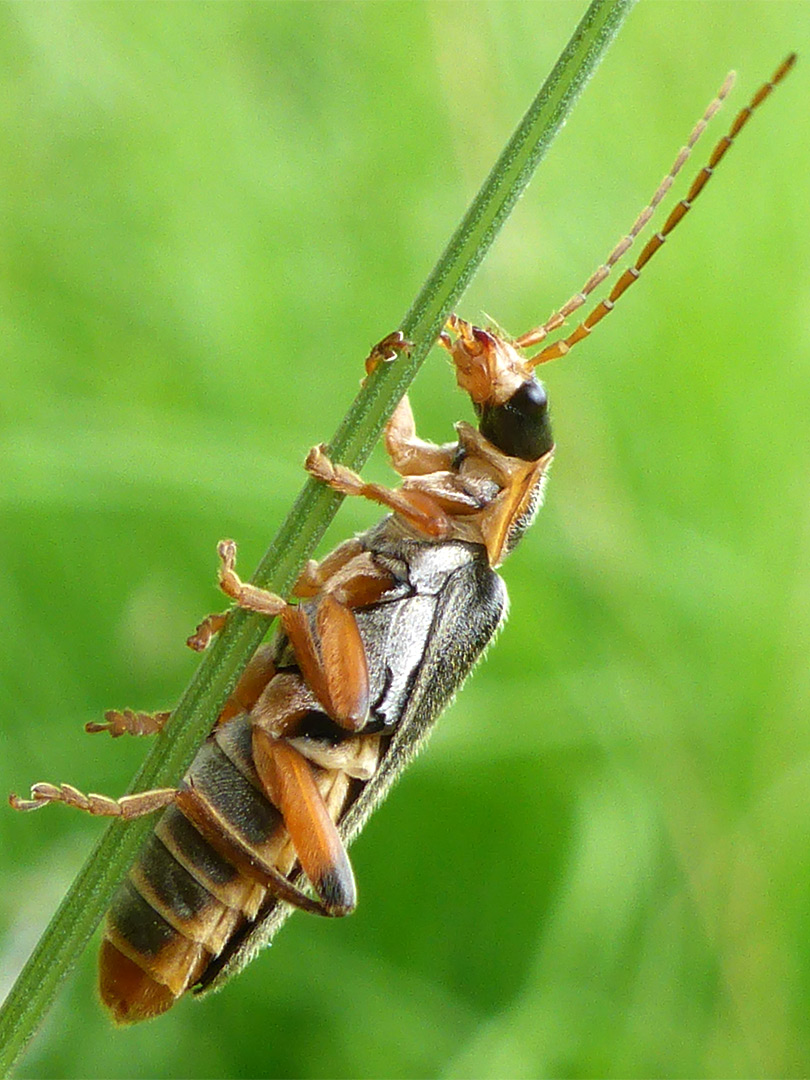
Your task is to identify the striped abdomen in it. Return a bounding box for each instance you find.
[99,712,349,1024]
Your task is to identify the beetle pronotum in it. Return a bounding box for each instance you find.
[10,53,795,1024]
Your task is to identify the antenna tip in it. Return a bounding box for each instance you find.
[775,52,798,83]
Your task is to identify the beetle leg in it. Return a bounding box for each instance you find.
[250,675,382,777]
[292,538,364,598]
[216,643,277,725]
[213,540,287,618]
[249,671,316,738]
[9,783,176,819]
[286,551,406,727]
[215,541,374,731]
[186,611,228,652]
[383,395,458,476]
[87,644,277,740]
[305,444,452,540]
[252,729,356,916]
[362,329,412,379]
[85,709,172,738]
[175,781,342,918]
[282,595,370,731]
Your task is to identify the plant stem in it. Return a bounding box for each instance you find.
[0,0,635,1071]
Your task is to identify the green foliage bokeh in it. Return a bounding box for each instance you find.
[1,3,808,1077]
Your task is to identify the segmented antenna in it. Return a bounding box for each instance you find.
[521,52,796,368]
[515,71,736,352]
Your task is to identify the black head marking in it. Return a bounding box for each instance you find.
[479,377,553,461]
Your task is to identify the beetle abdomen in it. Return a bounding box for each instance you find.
[100,715,284,1024]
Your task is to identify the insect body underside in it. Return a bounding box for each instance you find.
[9,53,794,1024]
[101,524,508,1022]
[11,316,552,1022]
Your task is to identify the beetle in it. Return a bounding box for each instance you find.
[10,54,795,1024]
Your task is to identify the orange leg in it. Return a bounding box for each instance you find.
[281,596,369,732]
[214,540,372,732]
[305,444,451,540]
[10,783,176,819]
[292,538,365,598]
[253,729,356,916]
[248,671,317,739]
[187,612,228,652]
[249,669,384,780]
[383,395,457,477]
[188,539,366,646]
[174,782,345,918]
[85,709,172,738]
[217,643,278,724]
[215,540,287,618]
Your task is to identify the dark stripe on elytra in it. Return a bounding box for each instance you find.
[107,878,179,958]
[185,740,281,849]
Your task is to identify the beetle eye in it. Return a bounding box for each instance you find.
[479,378,553,461]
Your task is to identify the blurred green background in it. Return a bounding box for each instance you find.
[1,3,808,1077]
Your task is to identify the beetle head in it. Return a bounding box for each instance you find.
[440,314,553,462]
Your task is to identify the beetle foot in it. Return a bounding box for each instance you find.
[86,709,172,738]
[363,330,412,379]
[187,611,228,651]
